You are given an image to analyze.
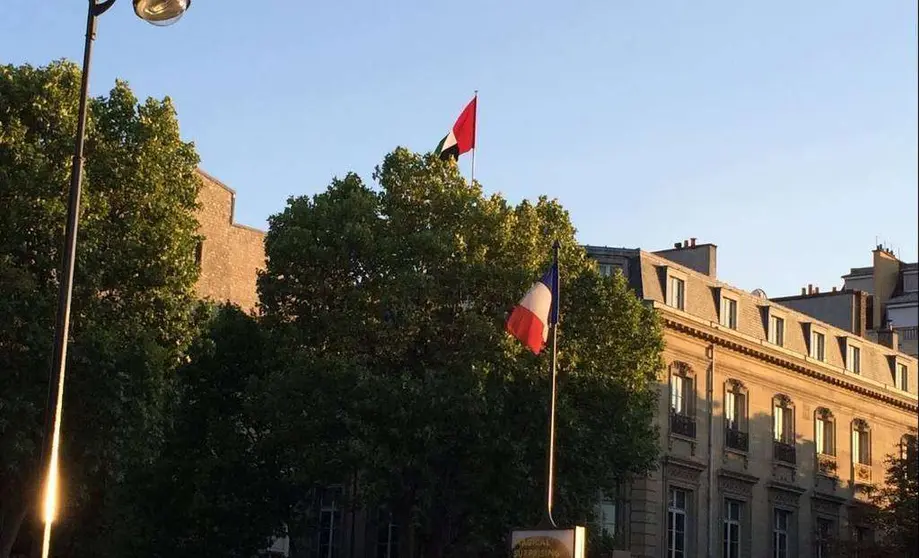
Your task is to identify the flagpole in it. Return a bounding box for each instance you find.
[544,239,560,527]
[470,90,478,183]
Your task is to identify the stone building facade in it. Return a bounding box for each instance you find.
[193,170,265,312]
[771,246,918,358]
[586,241,918,558]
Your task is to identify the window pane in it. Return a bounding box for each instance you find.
[773,406,783,441]
[726,391,736,427]
[816,418,825,453]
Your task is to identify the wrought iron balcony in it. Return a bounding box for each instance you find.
[725,428,748,452]
[670,412,696,439]
[773,441,796,465]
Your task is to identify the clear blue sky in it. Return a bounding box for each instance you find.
[3,1,917,296]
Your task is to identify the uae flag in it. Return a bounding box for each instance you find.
[434,96,477,160]
[505,262,559,354]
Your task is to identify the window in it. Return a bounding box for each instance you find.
[815,409,835,456]
[769,315,785,346]
[773,508,790,558]
[318,487,342,558]
[667,488,688,558]
[599,263,621,277]
[852,420,870,466]
[670,371,692,416]
[720,296,738,329]
[722,499,743,558]
[900,434,917,463]
[810,330,825,361]
[772,396,794,444]
[815,518,834,558]
[896,363,908,391]
[670,364,696,438]
[376,511,399,558]
[725,384,745,431]
[667,276,685,310]
[846,344,861,374]
[194,240,204,268]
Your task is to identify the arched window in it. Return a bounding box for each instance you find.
[669,362,696,439]
[724,380,748,452]
[851,419,871,466]
[899,434,916,463]
[669,362,694,417]
[772,395,794,444]
[724,380,747,431]
[814,408,835,456]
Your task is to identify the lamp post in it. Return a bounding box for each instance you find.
[36,1,191,557]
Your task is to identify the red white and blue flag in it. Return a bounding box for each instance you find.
[505,262,559,354]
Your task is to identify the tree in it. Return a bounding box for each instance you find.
[111,304,290,558]
[0,61,202,557]
[831,434,918,558]
[868,434,917,557]
[258,148,663,557]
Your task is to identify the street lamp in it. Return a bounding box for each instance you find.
[36,1,191,557]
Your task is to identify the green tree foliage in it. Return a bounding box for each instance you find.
[114,305,290,557]
[258,148,663,557]
[830,435,918,558]
[0,61,201,557]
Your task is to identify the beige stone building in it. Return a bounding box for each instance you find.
[771,247,918,358]
[586,240,918,558]
[193,170,265,312]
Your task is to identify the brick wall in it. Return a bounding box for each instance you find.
[194,170,265,313]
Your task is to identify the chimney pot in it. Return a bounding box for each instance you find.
[814,286,819,294]
[690,237,697,247]
[808,284,813,295]
[674,242,682,249]
[683,239,689,248]
[801,287,807,295]
[832,286,837,292]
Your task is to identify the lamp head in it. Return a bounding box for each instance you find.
[133,0,191,26]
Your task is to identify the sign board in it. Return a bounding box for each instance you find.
[510,527,586,558]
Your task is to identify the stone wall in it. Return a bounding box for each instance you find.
[193,170,265,313]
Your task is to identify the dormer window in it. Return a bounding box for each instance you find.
[846,341,861,374]
[768,314,785,346]
[667,274,685,310]
[809,327,826,361]
[895,361,909,392]
[719,294,738,329]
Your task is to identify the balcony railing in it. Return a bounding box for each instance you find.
[817,454,837,476]
[725,428,749,452]
[773,441,796,465]
[854,462,872,483]
[896,326,918,341]
[670,412,696,439]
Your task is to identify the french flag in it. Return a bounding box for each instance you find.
[505,262,559,354]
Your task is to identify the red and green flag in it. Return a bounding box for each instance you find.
[434,96,477,160]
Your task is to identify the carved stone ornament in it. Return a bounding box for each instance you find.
[726,378,746,391]
[717,469,758,497]
[815,407,833,420]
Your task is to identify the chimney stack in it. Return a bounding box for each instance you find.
[683,239,689,248]
[690,237,697,247]
[832,286,837,292]
[807,284,813,295]
[814,286,820,294]
[877,320,900,350]
[801,287,807,295]
[674,242,682,249]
